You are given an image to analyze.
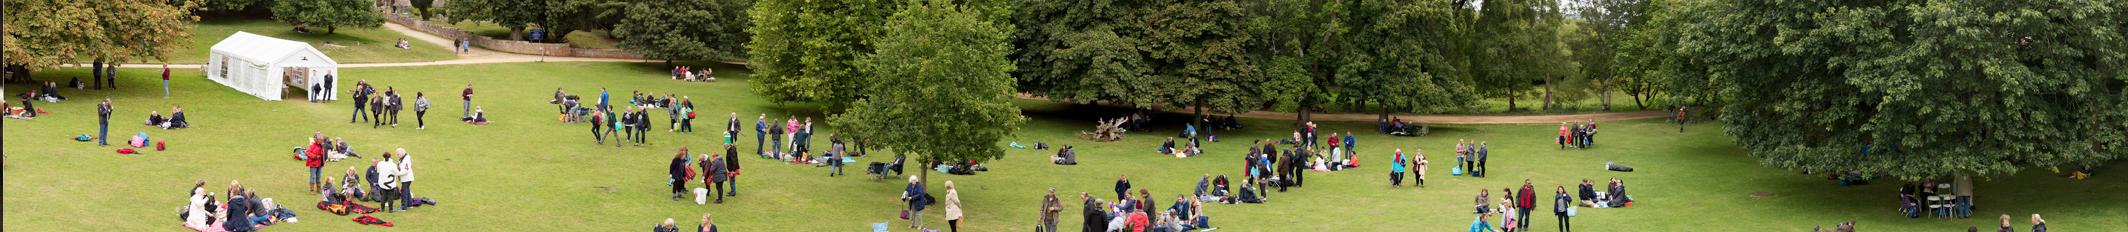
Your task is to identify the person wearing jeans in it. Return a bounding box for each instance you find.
[97,99,112,146]
[1555,187,1572,232]
[161,64,171,98]
[397,149,415,211]
[755,115,767,155]
[461,84,474,118]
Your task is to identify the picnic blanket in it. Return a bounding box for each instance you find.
[352,215,393,227]
[182,205,268,232]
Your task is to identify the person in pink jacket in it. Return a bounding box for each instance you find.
[1558,123,1571,150]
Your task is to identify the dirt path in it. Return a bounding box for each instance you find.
[96,22,659,69]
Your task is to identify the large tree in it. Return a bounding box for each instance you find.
[4,0,200,81]
[611,0,752,63]
[1469,0,1571,111]
[743,0,893,107]
[1608,0,1677,109]
[830,0,1026,183]
[1010,0,1153,105]
[271,0,385,34]
[1673,0,2128,179]
[1567,0,1643,110]
[445,0,549,40]
[1330,0,1478,119]
[1139,0,1264,123]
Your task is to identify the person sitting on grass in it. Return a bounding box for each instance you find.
[1469,211,1496,232]
[1235,181,1265,204]
[463,106,489,123]
[1160,137,1176,154]
[147,111,166,126]
[1053,146,1078,165]
[164,105,189,129]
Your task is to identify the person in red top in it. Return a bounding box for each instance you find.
[305,131,329,194]
[161,64,172,98]
[1127,211,1150,232]
[1558,122,1571,150]
[1516,180,1537,230]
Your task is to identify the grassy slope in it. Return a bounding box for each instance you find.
[4,62,2123,232]
[428,20,621,50]
[153,17,460,64]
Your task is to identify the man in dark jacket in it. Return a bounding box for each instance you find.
[1475,142,1490,177]
[768,120,785,157]
[388,89,404,127]
[1517,180,1537,229]
[1578,179,1598,201]
[724,144,741,196]
[96,99,112,146]
[350,81,370,123]
[1040,188,1064,232]
[369,95,385,128]
[1291,148,1308,187]
[755,115,768,155]
[1115,174,1132,199]
[1082,193,1107,232]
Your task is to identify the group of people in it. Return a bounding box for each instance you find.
[144,105,191,129]
[1467,180,1577,232]
[304,131,430,215]
[1557,120,1596,149]
[1980,214,2046,232]
[901,177,964,231]
[347,80,435,129]
[179,180,298,232]
[667,146,742,204]
[1081,175,1214,232]
[651,213,720,232]
[670,66,716,82]
[1457,140,1490,177]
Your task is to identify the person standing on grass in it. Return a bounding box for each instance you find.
[1558,122,1571,150]
[1516,180,1536,230]
[1456,139,1469,175]
[92,61,104,90]
[903,176,930,230]
[96,98,112,146]
[697,213,718,232]
[322,71,335,102]
[306,132,327,194]
[161,64,171,98]
[591,110,608,144]
[1476,142,1490,177]
[376,153,400,212]
[1115,174,1132,200]
[669,148,690,201]
[1415,150,1429,187]
[1040,188,1063,232]
[943,181,964,232]
[461,84,474,118]
[370,94,386,128]
[726,112,741,144]
[755,114,768,155]
[2030,214,2046,232]
[707,152,729,203]
[396,148,415,211]
[637,107,653,145]
[623,106,639,145]
[1555,186,1571,232]
[769,119,785,157]
[722,144,741,196]
[599,87,611,110]
[388,88,403,127]
[677,97,695,133]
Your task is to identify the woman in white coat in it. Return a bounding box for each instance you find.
[185,188,213,228]
[943,181,965,232]
[396,148,415,210]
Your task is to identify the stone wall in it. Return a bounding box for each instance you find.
[386,14,643,59]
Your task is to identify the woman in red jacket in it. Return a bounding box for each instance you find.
[306,131,328,194]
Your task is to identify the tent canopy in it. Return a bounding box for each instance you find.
[206,31,339,101]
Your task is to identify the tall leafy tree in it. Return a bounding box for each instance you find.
[1470,0,1570,111]
[611,0,752,63]
[1331,0,1478,118]
[1567,0,1642,110]
[4,0,200,80]
[204,0,272,12]
[1010,0,1153,105]
[831,0,1026,183]
[1609,0,1678,109]
[270,0,385,34]
[1139,0,1264,123]
[744,0,893,107]
[1673,0,2127,179]
[445,0,549,40]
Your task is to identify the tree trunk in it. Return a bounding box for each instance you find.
[328,25,338,34]
[1192,99,1205,133]
[1542,74,1553,110]
[510,27,526,41]
[1507,97,1517,112]
[1631,93,1645,110]
[1600,75,1613,111]
[1297,106,1311,127]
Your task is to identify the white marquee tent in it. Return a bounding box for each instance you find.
[207,31,339,101]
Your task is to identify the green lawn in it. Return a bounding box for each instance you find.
[144,16,461,64]
[6,62,2122,231]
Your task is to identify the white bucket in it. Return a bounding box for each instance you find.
[694,188,709,204]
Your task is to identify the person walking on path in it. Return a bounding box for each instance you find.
[161,64,171,98]
[96,98,112,146]
[1039,188,1063,232]
[1516,180,1536,230]
[414,92,430,130]
[942,181,965,232]
[461,84,474,118]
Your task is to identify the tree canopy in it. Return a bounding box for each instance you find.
[1469,0,1572,110]
[271,0,385,33]
[444,0,550,40]
[1671,0,2128,179]
[611,0,752,62]
[3,0,200,70]
[743,0,894,107]
[830,0,1026,166]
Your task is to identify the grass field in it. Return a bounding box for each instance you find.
[429,19,622,50]
[137,16,462,64]
[5,62,2123,231]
